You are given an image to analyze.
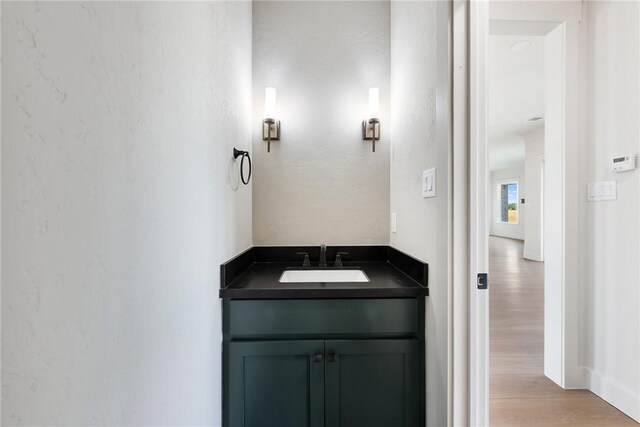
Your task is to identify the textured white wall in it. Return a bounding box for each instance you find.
[523,129,544,261]
[490,165,525,240]
[1,2,252,425]
[583,0,640,420]
[390,2,449,426]
[251,1,390,245]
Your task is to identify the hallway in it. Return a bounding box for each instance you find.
[488,236,637,426]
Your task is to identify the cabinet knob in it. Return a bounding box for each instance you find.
[327,352,337,363]
[313,353,323,363]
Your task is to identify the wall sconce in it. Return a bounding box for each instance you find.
[362,87,380,152]
[262,87,280,153]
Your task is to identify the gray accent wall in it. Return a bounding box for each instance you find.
[251,1,391,245]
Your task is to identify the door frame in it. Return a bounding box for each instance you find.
[452,1,585,425]
[451,2,494,423]
[468,1,490,425]
[484,0,584,389]
[451,0,476,425]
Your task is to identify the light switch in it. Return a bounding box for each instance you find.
[587,181,616,201]
[391,213,397,233]
[423,168,436,198]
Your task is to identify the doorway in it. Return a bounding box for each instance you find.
[456,2,640,425]
[453,3,582,424]
[486,23,550,423]
[484,12,637,427]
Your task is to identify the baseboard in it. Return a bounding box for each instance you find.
[585,367,640,422]
[522,250,543,262]
[565,366,588,389]
[488,234,524,241]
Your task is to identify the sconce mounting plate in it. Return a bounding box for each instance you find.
[362,120,380,141]
[262,120,280,141]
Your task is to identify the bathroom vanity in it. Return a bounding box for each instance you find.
[220,246,428,427]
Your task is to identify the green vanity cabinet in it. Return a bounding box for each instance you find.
[228,340,325,427]
[325,339,419,427]
[223,299,425,427]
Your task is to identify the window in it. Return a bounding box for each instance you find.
[499,182,519,224]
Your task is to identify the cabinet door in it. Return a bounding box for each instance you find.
[325,339,419,427]
[228,340,324,427]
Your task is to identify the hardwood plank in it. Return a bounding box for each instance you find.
[490,338,544,357]
[490,374,592,399]
[490,356,543,375]
[490,396,638,426]
[488,237,635,425]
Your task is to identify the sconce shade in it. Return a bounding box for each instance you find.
[265,87,277,119]
[368,87,380,120]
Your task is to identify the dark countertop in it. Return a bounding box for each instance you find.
[219,246,429,299]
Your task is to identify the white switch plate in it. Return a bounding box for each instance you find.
[587,181,617,201]
[391,213,397,233]
[423,168,436,198]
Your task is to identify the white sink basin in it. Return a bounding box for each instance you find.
[279,269,370,283]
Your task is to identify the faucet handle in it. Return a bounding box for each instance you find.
[335,252,349,267]
[296,252,311,267]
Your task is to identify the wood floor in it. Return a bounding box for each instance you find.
[488,236,637,426]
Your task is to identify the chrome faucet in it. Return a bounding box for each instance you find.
[319,244,327,267]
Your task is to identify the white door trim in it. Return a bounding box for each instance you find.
[451,0,491,425]
[486,0,584,390]
[468,0,490,425]
[452,1,491,424]
[451,0,470,425]
[453,1,585,425]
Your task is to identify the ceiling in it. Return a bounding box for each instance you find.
[488,34,545,171]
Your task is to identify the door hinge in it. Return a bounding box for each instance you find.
[477,273,488,290]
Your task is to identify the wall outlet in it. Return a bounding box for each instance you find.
[391,213,397,233]
[422,168,436,198]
